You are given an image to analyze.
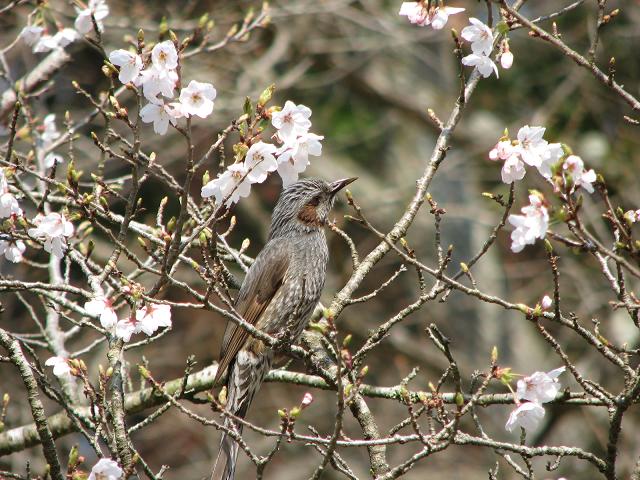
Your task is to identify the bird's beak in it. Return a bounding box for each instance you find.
[329,177,357,195]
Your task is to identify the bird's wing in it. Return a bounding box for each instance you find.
[214,241,290,386]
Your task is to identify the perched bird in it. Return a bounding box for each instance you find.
[211,177,356,480]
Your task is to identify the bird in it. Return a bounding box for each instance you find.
[210,177,357,480]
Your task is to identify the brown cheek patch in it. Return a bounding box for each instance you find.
[298,204,323,226]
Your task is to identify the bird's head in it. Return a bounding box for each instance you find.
[268,177,357,239]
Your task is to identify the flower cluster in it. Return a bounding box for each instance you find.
[84,296,172,342]
[507,193,549,253]
[28,212,75,258]
[19,0,109,54]
[505,367,565,432]
[201,100,323,206]
[109,41,216,135]
[45,356,72,377]
[461,18,500,78]
[398,3,465,30]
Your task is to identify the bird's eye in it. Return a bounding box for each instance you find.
[308,195,321,207]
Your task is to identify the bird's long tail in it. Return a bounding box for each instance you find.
[211,352,270,480]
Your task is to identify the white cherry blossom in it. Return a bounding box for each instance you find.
[461,53,498,78]
[0,239,25,263]
[178,80,217,118]
[563,155,596,193]
[137,66,178,103]
[517,367,565,404]
[398,3,465,29]
[516,125,548,168]
[272,101,312,143]
[501,155,526,184]
[461,18,494,56]
[88,458,123,480]
[33,29,79,53]
[276,132,324,187]
[75,0,109,35]
[507,194,549,253]
[84,296,118,329]
[28,212,74,258]
[1,169,22,218]
[505,402,545,432]
[244,141,278,183]
[45,356,72,377]
[140,102,179,135]
[624,209,640,224]
[108,49,143,84]
[134,303,172,335]
[20,26,44,46]
[201,163,252,207]
[537,142,563,178]
[151,40,178,70]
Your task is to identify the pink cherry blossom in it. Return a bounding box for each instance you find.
[276,132,324,187]
[461,18,494,56]
[75,0,109,35]
[20,26,44,46]
[563,155,596,193]
[516,125,547,168]
[151,40,178,70]
[28,212,74,258]
[0,239,25,263]
[398,3,465,30]
[88,458,123,480]
[201,163,252,207]
[244,141,278,183]
[541,295,553,310]
[501,155,526,184]
[461,53,498,78]
[507,194,549,253]
[272,101,312,143]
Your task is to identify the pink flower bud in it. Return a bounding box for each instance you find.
[301,392,313,408]
[500,50,514,69]
[541,295,553,310]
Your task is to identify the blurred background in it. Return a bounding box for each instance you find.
[1,0,639,478]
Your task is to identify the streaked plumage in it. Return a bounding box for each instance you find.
[211,177,356,480]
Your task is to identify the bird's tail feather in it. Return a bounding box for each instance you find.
[210,417,242,480]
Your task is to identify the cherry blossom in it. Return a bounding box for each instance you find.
[563,155,596,193]
[20,26,44,46]
[489,140,515,161]
[108,49,143,84]
[33,29,79,53]
[624,209,640,224]
[461,18,494,56]
[276,132,324,187]
[45,356,72,377]
[538,142,563,178]
[151,40,178,70]
[137,66,178,103]
[500,49,514,69]
[84,296,118,329]
[201,163,252,207]
[135,303,172,335]
[501,155,526,184]
[88,458,123,480]
[505,401,545,432]
[517,367,565,404]
[461,53,498,79]
[1,169,23,218]
[115,304,172,342]
[541,295,553,310]
[140,102,179,135]
[244,141,278,183]
[75,0,109,35]
[516,125,548,168]
[301,392,314,408]
[0,239,25,263]
[398,3,465,30]
[272,101,312,143]
[507,194,549,253]
[37,114,65,169]
[27,212,74,258]
[178,80,217,118]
